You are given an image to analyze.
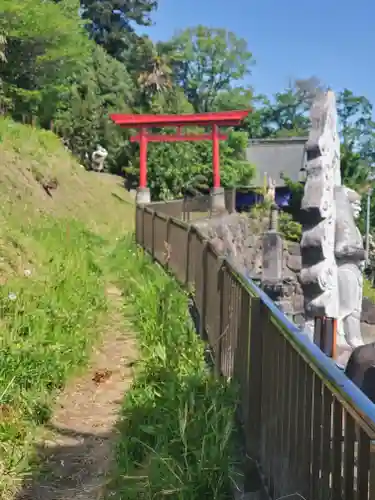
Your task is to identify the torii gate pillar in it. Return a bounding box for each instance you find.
[211,123,225,209]
[110,110,250,205]
[137,128,151,204]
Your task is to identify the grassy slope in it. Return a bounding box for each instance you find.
[0,118,239,499]
[0,118,134,496]
[0,118,134,275]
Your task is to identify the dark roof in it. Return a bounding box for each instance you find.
[246,137,308,187]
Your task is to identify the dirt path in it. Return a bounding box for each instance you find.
[17,285,137,500]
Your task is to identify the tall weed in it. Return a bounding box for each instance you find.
[0,218,107,496]
[109,236,238,499]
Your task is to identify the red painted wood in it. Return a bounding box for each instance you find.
[130,133,228,143]
[139,128,147,188]
[110,109,250,128]
[212,124,220,188]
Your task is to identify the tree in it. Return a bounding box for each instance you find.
[80,0,158,62]
[134,38,173,107]
[138,55,171,96]
[54,46,134,171]
[243,78,326,139]
[0,0,92,122]
[270,87,310,137]
[247,85,311,139]
[213,87,253,111]
[334,89,375,204]
[0,34,6,63]
[1,0,90,74]
[159,26,254,112]
[337,89,373,146]
[337,89,375,187]
[338,109,374,232]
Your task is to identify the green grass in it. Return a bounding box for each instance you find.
[363,277,375,301]
[0,218,109,496]
[0,117,135,497]
[107,236,239,500]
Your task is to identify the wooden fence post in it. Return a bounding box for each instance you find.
[184,225,193,286]
[247,296,263,459]
[151,210,156,259]
[141,206,145,247]
[199,239,208,340]
[234,286,251,424]
[165,216,171,269]
[217,257,225,377]
[314,316,337,359]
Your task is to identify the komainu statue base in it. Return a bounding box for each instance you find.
[345,342,375,403]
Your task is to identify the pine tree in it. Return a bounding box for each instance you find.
[80,0,158,61]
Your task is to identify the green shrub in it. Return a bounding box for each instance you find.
[363,278,375,301]
[281,175,304,220]
[279,211,302,242]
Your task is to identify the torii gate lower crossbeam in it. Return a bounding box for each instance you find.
[110,110,250,204]
[131,126,227,190]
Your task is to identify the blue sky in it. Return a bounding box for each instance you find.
[140,0,374,106]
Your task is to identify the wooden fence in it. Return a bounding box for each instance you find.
[135,197,375,500]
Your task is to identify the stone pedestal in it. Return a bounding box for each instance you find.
[136,187,151,205]
[345,342,375,403]
[211,187,226,211]
[336,345,353,369]
[262,231,283,283]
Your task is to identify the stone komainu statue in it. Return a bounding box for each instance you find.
[300,90,365,350]
[91,145,108,172]
[265,176,276,203]
[335,186,365,348]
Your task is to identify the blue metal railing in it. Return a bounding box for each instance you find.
[238,261,375,428]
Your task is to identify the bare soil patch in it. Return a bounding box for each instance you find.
[16,285,137,500]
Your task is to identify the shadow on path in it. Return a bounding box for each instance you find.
[16,425,114,500]
[16,284,137,500]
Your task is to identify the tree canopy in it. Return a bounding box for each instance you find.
[158,26,254,113]
[80,0,158,62]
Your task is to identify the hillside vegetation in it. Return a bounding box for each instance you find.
[0,118,134,496]
[0,118,238,499]
[2,0,375,496]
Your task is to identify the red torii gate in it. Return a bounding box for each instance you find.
[110,110,250,204]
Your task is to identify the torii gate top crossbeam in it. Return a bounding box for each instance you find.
[110,110,250,128]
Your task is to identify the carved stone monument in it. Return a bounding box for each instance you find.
[300,90,340,340]
[300,90,366,354]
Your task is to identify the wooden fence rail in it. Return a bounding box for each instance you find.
[136,198,375,500]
